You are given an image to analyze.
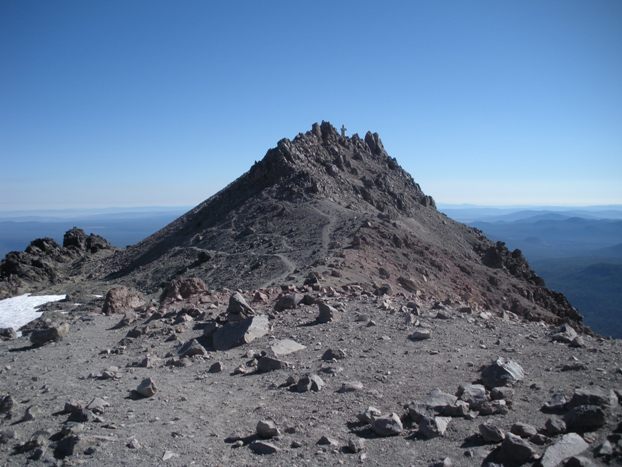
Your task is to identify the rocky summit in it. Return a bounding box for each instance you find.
[0,122,620,466]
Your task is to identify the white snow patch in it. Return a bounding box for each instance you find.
[0,293,66,331]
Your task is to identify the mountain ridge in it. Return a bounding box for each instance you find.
[1,122,582,327]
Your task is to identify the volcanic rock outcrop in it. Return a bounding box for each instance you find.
[0,228,114,299]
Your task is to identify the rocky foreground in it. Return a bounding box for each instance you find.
[1,278,620,466]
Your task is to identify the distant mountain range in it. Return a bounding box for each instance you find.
[439,205,622,338]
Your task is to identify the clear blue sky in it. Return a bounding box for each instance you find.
[1,0,621,209]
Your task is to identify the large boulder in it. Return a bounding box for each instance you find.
[564,405,606,432]
[541,433,589,467]
[480,357,525,388]
[212,315,270,350]
[102,286,145,315]
[160,277,207,301]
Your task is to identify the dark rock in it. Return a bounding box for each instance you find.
[178,339,207,358]
[212,315,270,350]
[496,433,537,465]
[419,416,451,439]
[256,419,280,439]
[357,406,381,424]
[510,423,538,438]
[566,387,618,409]
[0,394,16,419]
[296,374,325,392]
[479,423,505,443]
[371,413,403,437]
[274,293,303,311]
[317,435,339,446]
[208,361,224,373]
[135,377,157,398]
[226,292,255,320]
[408,329,431,341]
[322,348,347,361]
[542,393,568,413]
[550,324,579,344]
[317,301,340,323]
[30,323,69,346]
[480,357,525,388]
[564,405,606,432]
[0,328,16,340]
[257,356,289,373]
[346,437,365,453]
[249,440,279,454]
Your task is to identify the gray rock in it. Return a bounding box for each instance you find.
[178,339,207,358]
[510,422,538,438]
[496,433,537,465]
[136,377,157,398]
[338,381,363,393]
[317,435,339,446]
[322,348,347,361]
[270,339,306,357]
[544,417,567,436]
[422,388,458,409]
[357,406,381,424]
[30,323,70,346]
[419,416,451,439]
[208,361,224,373]
[458,383,488,407]
[274,293,303,311]
[256,419,280,439]
[550,324,578,344]
[0,394,16,419]
[317,302,340,323]
[480,357,525,388]
[257,356,289,373]
[541,433,589,467]
[127,438,141,449]
[0,328,16,340]
[86,397,109,414]
[542,393,568,413]
[477,399,509,415]
[409,329,431,341]
[249,440,279,454]
[371,413,403,436]
[564,405,606,432]
[54,434,86,459]
[296,374,325,392]
[346,437,365,453]
[212,315,270,350]
[479,423,505,443]
[491,387,514,401]
[0,429,17,444]
[567,387,618,409]
[226,292,255,319]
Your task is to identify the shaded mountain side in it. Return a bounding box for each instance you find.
[96,121,581,326]
[532,257,622,338]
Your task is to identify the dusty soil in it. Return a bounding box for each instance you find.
[1,290,620,466]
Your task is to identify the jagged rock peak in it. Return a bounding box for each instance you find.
[246,121,435,214]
